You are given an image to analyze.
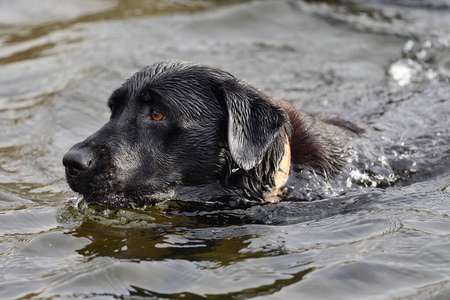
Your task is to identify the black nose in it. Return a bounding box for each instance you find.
[63,147,94,176]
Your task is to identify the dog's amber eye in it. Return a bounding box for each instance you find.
[150,109,165,121]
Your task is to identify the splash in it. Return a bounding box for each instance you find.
[389,38,450,86]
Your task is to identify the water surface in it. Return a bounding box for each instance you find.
[1,0,450,299]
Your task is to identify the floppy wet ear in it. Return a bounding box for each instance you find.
[218,80,289,170]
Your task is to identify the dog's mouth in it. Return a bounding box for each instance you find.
[82,192,138,208]
[80,188,176,209]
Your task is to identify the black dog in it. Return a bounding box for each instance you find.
[63,60,362,208]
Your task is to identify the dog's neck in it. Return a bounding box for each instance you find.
[264,138,291,203]
[173,136,292,206]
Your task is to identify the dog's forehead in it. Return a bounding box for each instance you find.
[115,61,231,119]
[126,61,225,102]
[126,60,213,90]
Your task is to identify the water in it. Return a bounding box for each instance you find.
[1,0,450,299]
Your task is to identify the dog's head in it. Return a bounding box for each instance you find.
[63,60,290,208]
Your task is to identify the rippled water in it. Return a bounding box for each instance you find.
[1,0,450,299]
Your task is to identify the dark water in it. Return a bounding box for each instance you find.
[1,0,450,299]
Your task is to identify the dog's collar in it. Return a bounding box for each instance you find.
[264,136,291,203]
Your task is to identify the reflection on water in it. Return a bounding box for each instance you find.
[1,0,450,299]
[0,0,248,44]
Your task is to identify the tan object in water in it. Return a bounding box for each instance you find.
[264,135,291,203]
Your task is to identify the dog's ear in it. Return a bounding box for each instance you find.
[217,80,288,171]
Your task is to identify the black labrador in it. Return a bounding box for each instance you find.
[63,60,362,208]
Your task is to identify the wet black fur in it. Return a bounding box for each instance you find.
[63,60,362,208]
[63,61,292,207]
